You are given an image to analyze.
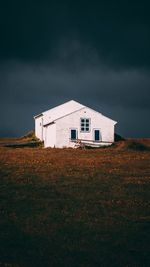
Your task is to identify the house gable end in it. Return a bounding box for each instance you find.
[55,106,117,125]
[83,106,117,125]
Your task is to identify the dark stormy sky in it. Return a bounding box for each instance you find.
[0,1,150,137]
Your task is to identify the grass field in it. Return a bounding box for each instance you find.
[0,137,150,267]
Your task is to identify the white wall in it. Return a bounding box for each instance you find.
[55,107,116,148]
[35,116,43,141]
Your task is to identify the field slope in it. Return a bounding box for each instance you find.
[0,138,150,267]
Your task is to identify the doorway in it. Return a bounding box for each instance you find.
[94,129,101,141]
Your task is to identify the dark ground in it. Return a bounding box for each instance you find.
[0,137,150,267]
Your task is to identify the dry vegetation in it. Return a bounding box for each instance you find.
[0,137,150,267]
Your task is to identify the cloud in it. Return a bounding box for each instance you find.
[1,2,150,137]
[1,2,150,69]
[0,55,150,137]
[1,59,150,109]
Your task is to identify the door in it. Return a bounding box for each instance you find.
[70,129,77,140]
[45,124,56,148]
[94,129,101,141]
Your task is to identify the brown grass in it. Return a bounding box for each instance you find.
[0,138,150,267]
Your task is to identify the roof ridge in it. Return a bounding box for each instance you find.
[43,107,85,127]
[34,99,84,118]
[42,99,83,115]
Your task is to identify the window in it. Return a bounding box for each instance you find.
[80,118,90,132]
[71,129,77,140]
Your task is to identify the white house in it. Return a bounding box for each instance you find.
[34,100,117,148]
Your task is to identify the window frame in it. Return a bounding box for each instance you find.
[80,118,90,133]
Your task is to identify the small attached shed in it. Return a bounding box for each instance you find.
[34,100,117,148]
